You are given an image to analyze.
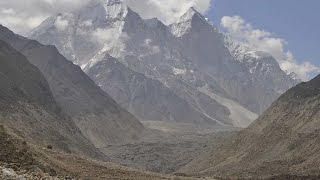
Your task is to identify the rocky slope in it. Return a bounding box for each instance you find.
[0,124,215,180]
[87,54,228,126]
[0,25,145,148]
[0,40,101,158]
[180,75,320,179]
[103,131,235,174]
[28,0,300,128]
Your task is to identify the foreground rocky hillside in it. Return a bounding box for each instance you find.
[0,40,101,158]
[180,75,320,179]
[0,25,145,148]
[0,124,216,180]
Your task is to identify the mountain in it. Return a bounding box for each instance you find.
[0,25,145,148]
[225,37,300,94]
[87,54,226,126]
[0,40,101,157]
[29,0,298,128]
[180,75,320,179]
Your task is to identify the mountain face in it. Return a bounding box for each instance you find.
[0,25,145,148]
[180,75,320,179]
[0,40,102,157]
[87,54,228,126]
[225,38,300,94]
[30,0,298,128]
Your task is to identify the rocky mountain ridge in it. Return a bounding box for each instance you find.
[0,25,145,148]
[179,74,320,179]
[0,40,102,157]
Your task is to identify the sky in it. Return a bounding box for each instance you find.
[0,0,318,80]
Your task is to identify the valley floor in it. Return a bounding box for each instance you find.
[1,122,225,180]
[0,142,217,180]
[102,121,236,174]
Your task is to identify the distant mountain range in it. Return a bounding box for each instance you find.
[29,0,299,128]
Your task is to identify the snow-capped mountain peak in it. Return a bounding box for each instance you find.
[103,0,128,19]
[176,7,206,23]
[169,7,212,37]
[30,0,137,67]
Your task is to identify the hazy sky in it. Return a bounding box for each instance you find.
[0,0,318,80]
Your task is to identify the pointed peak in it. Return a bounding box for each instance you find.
[72,0,129,20]
[144,18,159,28]
[102,0,128,19]
[144,18,166,29]
[189,7,203,16]
[176,7,206,23]
[170,7,216,37]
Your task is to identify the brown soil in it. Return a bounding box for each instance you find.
[0,124,215,180]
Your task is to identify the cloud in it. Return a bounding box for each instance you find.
[54,16,69,31]
[81,20,93,27]
[92,28,118,44]
[1,8,16,15]
[123,0,212,24]
[0,0,212,35]
[221,16,320,80]
[91,21,129,46]
[0,0,91,35]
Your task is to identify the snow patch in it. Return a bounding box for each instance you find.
[54,16,68,31]
[88,25,128,68]
[103,0,128,19]
[245,51,271,59]
[81,20,93,27]
[143,39,160,54]
[199,85,258,128]
[173,67,186,75]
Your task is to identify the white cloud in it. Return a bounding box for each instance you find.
[221,16,320,80]
[92,28,118,44]
[0,0,91,35]
[91,21,128,46]
[81,20,93,27]
[0,0,212,35]
[1,8,16,15]
[123,0,212,24]
[54,16,69,31]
